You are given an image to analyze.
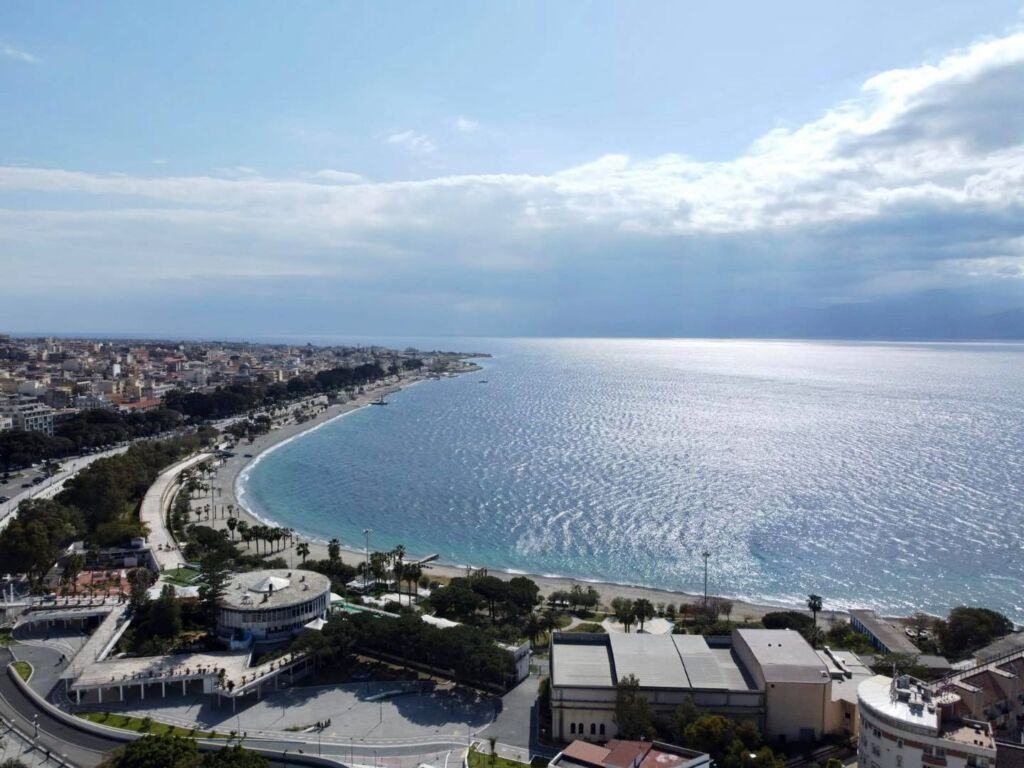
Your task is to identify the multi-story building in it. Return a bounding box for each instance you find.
[0,397,56,435]
[216,569,331,645]
[857,675,995,768]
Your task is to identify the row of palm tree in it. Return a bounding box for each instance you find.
[228,519,296,555]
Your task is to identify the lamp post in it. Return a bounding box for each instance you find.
[363,528,372,590]
[701,550,710,616]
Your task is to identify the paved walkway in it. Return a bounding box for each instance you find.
[139,452,212,571]
[83,680,498,744]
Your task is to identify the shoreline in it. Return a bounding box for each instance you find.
[206,375,838,625]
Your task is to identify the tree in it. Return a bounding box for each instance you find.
[297,542,310,564]
[614,674,654,739]
[149,584,183,638]
[806,595,823,647]
[391,545,406,603]
[328,538,341,563]
[937,607,1014,659]
[611,597,636,633]
[226,517,237,541]
[761,611,816,643]
[62,553,85,595]
[681,714,763,768]
[525,612,544,647]
[506,576,541,617]
[633,599,655,632]
[128,568,155,613]
[196,551,231,629]
[200,745,268,767]
[100,733,197,768]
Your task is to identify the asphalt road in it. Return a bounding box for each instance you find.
[0,648,119,766]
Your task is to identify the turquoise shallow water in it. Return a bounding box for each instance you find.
[238,338,1024,620]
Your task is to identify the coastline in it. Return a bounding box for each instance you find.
[207,375,835,625]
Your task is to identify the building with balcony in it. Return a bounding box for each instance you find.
[857,675,995,768]
[216,569,331,645]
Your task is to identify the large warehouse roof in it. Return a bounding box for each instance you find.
[551,633,755,692]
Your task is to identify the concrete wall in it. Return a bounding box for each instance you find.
[551,684,764,743]
[764,680,828,742]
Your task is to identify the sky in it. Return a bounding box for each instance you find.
[2,1,1024,340]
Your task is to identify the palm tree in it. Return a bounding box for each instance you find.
[633,598,655,632]
[226,517,237,540]
[405,563,423,603]
[328,538,341,563]
[392,545,406,602]
[238,520,251,548]
[525,612,543,648]
[297,542,310,564]
[807,594,823,646]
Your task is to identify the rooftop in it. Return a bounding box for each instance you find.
[736,628,830,684]
[554,740,710,768]
[221,569,331,611]
[850,609,921,655]
[858,675,995,752]
[551,633,755,692]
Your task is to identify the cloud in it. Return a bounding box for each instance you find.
[3,29,1024,336]
[453,116,480,133]
[386,130,437,154]
[2,44,38,64]
[306,169,365,184]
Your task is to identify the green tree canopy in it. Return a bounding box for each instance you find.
[614,674,655,739]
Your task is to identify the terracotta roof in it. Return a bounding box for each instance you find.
[604,741,653,768]
[561,742,612,767]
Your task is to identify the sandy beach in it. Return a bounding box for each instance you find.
[198,374,830,625]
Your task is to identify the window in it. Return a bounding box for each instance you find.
[578,723,584,735]
[570,723,575,734]
[600,724,606,736]
[897,739,904,749]
[590,724,596,735]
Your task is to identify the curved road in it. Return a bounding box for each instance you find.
[0,649,119,766]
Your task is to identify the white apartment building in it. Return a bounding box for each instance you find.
[0,397,56,435]
[858,675,995,768]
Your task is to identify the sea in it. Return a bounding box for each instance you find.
[237,338,1024,621]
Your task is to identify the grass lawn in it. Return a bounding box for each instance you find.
[0,629,13,646]
[568,622,606,633]
[13,661,32,681]
[468,747,547,768]
[78,711,223,739]
[162,567,199,586]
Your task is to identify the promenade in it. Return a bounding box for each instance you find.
[139,452,212,571]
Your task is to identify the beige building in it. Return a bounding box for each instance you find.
[549,628,868,745]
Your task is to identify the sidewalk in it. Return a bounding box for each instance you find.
[139,453,212,571]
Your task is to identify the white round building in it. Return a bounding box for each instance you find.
[217,569,331,644]
[857,675,995,768]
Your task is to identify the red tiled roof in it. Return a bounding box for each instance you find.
[561,742,612,767]
[604,741,653,768]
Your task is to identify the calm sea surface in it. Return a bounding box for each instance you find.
[238,339,1024,620]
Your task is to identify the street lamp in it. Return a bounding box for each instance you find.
[701,550,711,615]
